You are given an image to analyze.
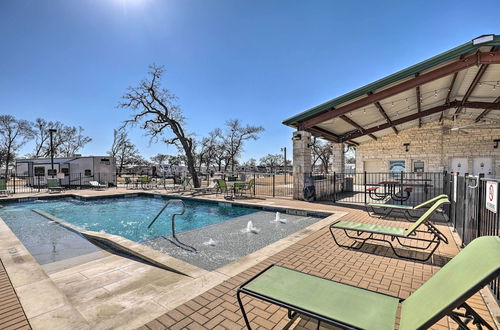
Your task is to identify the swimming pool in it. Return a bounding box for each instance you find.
[0,197,259,243]
[0,195,328,270]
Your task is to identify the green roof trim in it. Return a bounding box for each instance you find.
[283,35,500,126]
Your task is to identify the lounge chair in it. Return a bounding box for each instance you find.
[215,179,230,198]
[238,179,255,197]
[192,180,218,195]
[237,236,500,330]
[47,178,64,193]
[0,179,10,196]
[330,198,450,261]
[89,181,107,190]
[367,194,449,221]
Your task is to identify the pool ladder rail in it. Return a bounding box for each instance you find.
[147,199,197,252]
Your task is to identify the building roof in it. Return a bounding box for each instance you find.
[283,35,500,145]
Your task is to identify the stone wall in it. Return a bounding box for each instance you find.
[355,119,500,176]
[292,131,312,199]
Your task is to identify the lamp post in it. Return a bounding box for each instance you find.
[281,147,287,185]
[49,129,57,177]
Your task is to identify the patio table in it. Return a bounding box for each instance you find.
[226,181,246,198]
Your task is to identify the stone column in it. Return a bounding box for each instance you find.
[331,143,345,173]
[292,131,312,200]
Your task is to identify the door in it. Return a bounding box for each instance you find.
[472,157,493,177]
[451,158,468,175]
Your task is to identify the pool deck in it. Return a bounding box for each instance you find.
[0,188,499,329]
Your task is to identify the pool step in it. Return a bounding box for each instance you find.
[32,209,207,279]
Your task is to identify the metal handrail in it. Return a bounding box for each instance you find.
[147,199,196,252]
[148,199,185,239]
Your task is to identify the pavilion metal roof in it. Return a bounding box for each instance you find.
[283,34,500,145]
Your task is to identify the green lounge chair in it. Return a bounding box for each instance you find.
[330,198,450,261]
[215,179,230,197]
[237,236,500,330]
[238,179,255,197]
[0,179,10,196]
[367,194,449,221]
[47,178,64,193]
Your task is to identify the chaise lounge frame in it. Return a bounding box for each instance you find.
[330,198,450,261]
[366,194,448,221]
[237,236,499,330]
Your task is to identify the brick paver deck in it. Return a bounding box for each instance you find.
[138,204,496,330]
[0,259,31,330]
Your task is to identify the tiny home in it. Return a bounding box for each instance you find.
[15,156,116,186]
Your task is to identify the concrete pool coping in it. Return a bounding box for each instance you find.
[0,190,348,329]
[0,216,90,329]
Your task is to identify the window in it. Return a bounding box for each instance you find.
[100,158,110,165]
[413,161,425,173]
[61,168,70,176]
[84,169,92,176]
[34,166,45,176]
[389,160,405,178]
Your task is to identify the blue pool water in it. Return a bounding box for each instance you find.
[0,197,258,243]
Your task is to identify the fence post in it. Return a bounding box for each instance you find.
[253,173,256,196]
[272,174,275,197]
[476,174,484,239]
[364,171,367,205]
[333,172,336,203]
[13,171,16,194]
[400,171,404,205]
[80,173,82,188]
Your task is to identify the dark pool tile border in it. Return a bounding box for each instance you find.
[0,192,333,218]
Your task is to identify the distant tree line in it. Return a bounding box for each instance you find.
[0,115,92,178]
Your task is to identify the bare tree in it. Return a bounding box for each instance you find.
[119,65,202,187]
[0,115,33,178]
[311,138,333,173]
[57,126,92,157]
[259,154,283,172]
[108,128,140,176]
[223,119,264,172]
[197,128,221,172]
[31,120,91,158]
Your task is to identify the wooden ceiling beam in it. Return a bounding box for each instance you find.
[475,96,500,122]
[301,51,500,128]
[339,101,500,141]
[455,47,498,115]
[439,70,459,123]
[415,73,422,128]
[339,115,377,140]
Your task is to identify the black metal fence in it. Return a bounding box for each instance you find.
[221,172,293,198]
[4,173,118,194]
[449,175,499,302]
[308,171,448,206]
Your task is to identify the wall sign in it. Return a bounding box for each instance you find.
[485,181,498,213]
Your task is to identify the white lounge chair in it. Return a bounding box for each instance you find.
[89,181,107,190]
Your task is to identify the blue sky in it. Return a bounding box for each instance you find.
[1,0,499,161]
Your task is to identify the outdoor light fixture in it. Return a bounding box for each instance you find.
[472,34,494,45]
[403,143,410,152]
[494,139,500,149]
[292,133,302,141]
[48,128,57,176]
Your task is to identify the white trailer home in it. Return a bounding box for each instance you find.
[15,156,116,186]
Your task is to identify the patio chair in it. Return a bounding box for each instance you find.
[192,180,218,195]
[366,194,449,221]
[0,179,10,196]
[47,178,64,193]
[215,179,230,198]
[238,179,255,197]
[330,198,450,261]
[89,181,107,190]
[237,236,500,330]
